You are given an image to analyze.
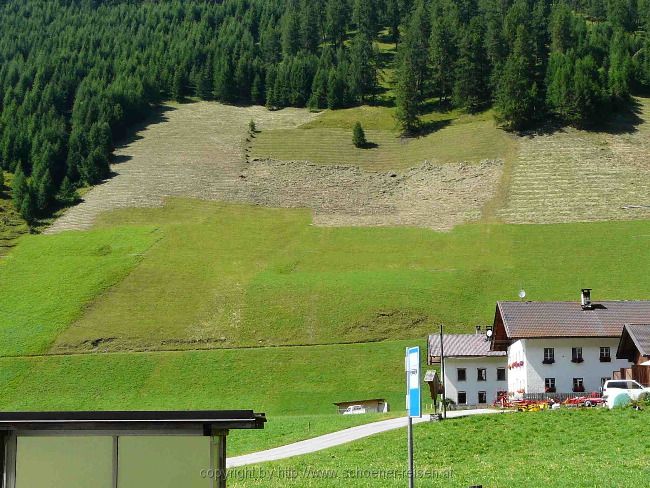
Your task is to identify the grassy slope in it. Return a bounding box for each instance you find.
[230,409,650,487]
[0,339,423,415]
[251,107,517,171]
[38,199,650,353]
[0,226,159,356]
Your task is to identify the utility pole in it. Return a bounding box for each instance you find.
[440,324,446,420]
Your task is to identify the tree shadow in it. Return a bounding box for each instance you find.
[586,98,644,135]
[113,104,176,150]
[111,154,132,165]
[414,118,452,137]
[357,141,379,149]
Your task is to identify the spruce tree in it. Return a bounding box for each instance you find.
[20,189,36,224]
[395,50,420,134]
[495,26,540,130]
[608,30,632,101]
[325,0,348,47]
[453,17,490,112]
[352,122,367,147]
[353,0,377,38]
[430,1,459,105]
[349,33,377,103]
[12,167,28,211]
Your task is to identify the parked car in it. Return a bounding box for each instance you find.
[602,380,650,401]
[342,405,366,415]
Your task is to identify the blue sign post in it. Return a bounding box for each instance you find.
[405,346,421,488]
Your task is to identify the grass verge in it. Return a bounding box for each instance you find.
[229,408,650,487]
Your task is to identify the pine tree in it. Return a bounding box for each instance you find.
[608,30,632,101]
[12,167,28,211]
[495,26,540,130]
[325,0,348,47]
[349,33,377,103]
[300,0,321,53]
[19,188,36,224]
[546,51,575,121]
[402,0,430,97]
[58,176,79,206]
[430,1,459,104]
[35,168,54,212]
[394,50,420,134]
[281,11,301,57]
[0,169,4,191]
[352,122,367,147]
[453,17,490,112]
[353,0,377,38]
[172,69,184,102]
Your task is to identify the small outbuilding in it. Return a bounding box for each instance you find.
[0,409,266,488]
[334,399,388,414]
[616,323,650,386]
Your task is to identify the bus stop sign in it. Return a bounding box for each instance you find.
[405,346,421,418]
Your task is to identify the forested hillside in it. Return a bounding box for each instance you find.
[0,0,649,223]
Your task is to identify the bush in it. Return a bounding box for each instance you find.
[352,122,366,148]
[249,119,256,133]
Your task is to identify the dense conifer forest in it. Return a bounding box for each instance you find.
[0,0,649,221]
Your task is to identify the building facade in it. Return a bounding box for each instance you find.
[491,290,650,396]
[428,330,507,406]
[506,337,627,395]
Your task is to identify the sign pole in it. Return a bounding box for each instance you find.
[440,324,446,420]
[407,416,414,488]
[405,346,421,488]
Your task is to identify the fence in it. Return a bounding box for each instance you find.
[523,392,599,402]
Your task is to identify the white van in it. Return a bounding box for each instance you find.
[602,380,650,401]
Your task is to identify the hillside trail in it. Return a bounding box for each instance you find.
[45,103,315,234]
[227,409,504,467]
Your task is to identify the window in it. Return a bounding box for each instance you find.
[600,347,611,362]
[477,368,487,381]
[457,368,466,382]
[627,381,643,390]
[571,347,583,363]
[497,367,506,381]
[545,377,556,393]
[573,377,584,392]
[600,377,611,388]
[543,348,555,364]
[457,391,467,405]
[478,391,487,404]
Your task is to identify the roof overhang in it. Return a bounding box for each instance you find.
[0,410,266,434]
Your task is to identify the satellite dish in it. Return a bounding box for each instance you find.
[518,289,526,299]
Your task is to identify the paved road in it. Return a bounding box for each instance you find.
[227,408,504,467]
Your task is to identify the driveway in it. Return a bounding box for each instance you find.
[227,408,503,467]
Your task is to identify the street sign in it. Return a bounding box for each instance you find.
[405,346,421,418]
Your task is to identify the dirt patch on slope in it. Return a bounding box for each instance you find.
[230,159,503,230]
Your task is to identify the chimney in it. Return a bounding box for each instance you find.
[475,325,482,334]
[581,288,592,310]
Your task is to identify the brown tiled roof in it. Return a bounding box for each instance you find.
[617,324,650,359]
[428,333,506,359]
[497,301,650,338]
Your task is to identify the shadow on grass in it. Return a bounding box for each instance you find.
[113,104,176,150]
[357,141,379,149]
[515,98,645,137]
[414,118,452,137]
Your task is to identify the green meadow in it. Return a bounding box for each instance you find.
[1,199,650,359]
[231,408,650,487]
[30,198,650,354]
[0,340,421,415]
